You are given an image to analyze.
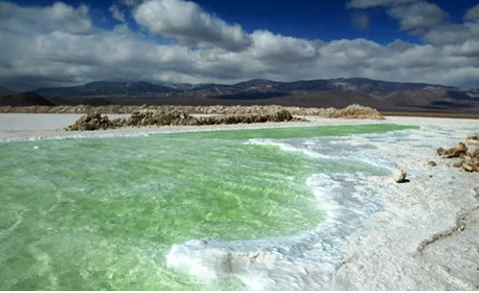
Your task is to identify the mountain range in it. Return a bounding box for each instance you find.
[32,78,463,97]
[0,86,14,97]
[1,78,479,113]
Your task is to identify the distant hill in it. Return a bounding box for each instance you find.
[34,81,177,97]
[22,78,479,113]
[31,78,468,98]
[0,86,14,97]
[47,96,78,106]
[0,92,55,106]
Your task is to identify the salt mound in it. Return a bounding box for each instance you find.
[337,104,384,119]
[0,104,384,120]
[67,112,113,131]
[67,109,297,131]
[436,136,479,172]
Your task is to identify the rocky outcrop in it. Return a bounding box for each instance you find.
[118,109,197,128]
[68,113,114,131]
[195,109,295,125]
[436,137,479,173]
[467,134,479,145]
[67,109,297,131]
[337,104,384,119]
[438,142,469,159]
[0,104,384,119]
[463,162,478,173]
[392,168,407,183]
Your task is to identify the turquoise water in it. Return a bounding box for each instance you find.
[0,124,417,290]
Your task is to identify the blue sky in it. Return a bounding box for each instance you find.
[9,0,478,43]
[1,0,479,90]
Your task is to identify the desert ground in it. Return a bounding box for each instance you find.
[1,113,478,290]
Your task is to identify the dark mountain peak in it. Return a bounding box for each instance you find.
[129,81,155,86]
[0,86,15,97]
[0,85,13,91]
[35,80,175,97]
[183,83,233,91]
[84,81,122,86]
[29,77,476,100]
[82,80,156,88]
[0,92,54,106]
[248,79,274,83]
[326,77,446,93]
[7,77,477,113]
[235,79,274,84]
[233,79,277,89]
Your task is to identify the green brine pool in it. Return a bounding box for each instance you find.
[0,124,417,290]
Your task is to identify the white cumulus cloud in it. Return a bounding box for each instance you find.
[0,1,92,34]
[133,0,251,51]
[387,1,449,34]
[423,23,479,46]
[464,4,479,21]
[0,0,478,91]
[250,30,318,62]
[110,4,126,22]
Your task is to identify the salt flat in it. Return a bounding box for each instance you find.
[0,113,476,137]
[0,114,130,132]
[0,113,384,141]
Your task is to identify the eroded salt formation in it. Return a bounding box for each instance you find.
[0,104,384,120]
[436,135,479,172]
[66,109,298,131]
